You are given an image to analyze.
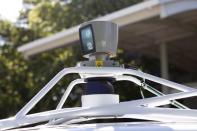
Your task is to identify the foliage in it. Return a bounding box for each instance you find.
[0,0,142,118]
[27,0,141,36]
[0,20,37,46]
[28,1,68,36]
[0,44,31,117]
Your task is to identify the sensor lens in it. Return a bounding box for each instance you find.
[80,25,95,54]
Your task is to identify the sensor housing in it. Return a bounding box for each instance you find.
[79,21,118,59]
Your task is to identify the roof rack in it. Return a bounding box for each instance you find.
[1,66,197,130]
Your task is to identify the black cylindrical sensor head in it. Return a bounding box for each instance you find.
[85,77,115,95]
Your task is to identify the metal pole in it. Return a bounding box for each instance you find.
[160,42,170,94]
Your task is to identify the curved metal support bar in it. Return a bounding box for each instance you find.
[2,90,197,129]
[128,91,197,107]
[0,107,83,130]
[15,67,195,119]
[15,67,124,119]
[143,84,189,109]
[74,67,196,92]
[115,75,189,109]
[15,68,75,118]
[56,79,85,110]
[124,68,195,92]
[115,75,142,86]
[74,67,195,92]
[27,99,197,125]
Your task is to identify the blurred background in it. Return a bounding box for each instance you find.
[0,0,197,119]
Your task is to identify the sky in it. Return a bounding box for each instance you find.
[0,0,23,22]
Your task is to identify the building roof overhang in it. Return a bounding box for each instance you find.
[17,0,197,72]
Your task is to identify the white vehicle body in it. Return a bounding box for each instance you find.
[9,122,197,131]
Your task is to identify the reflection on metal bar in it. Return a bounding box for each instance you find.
[56,79,85,110]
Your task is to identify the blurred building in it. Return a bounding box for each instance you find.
[18,0,197,108]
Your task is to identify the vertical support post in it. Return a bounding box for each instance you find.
[160,42,170,94]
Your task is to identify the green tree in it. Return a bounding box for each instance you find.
[28,1,68,36]
[0,20,36,117]
[27,0,141,36]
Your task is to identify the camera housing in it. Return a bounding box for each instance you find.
[79,21,118,59]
